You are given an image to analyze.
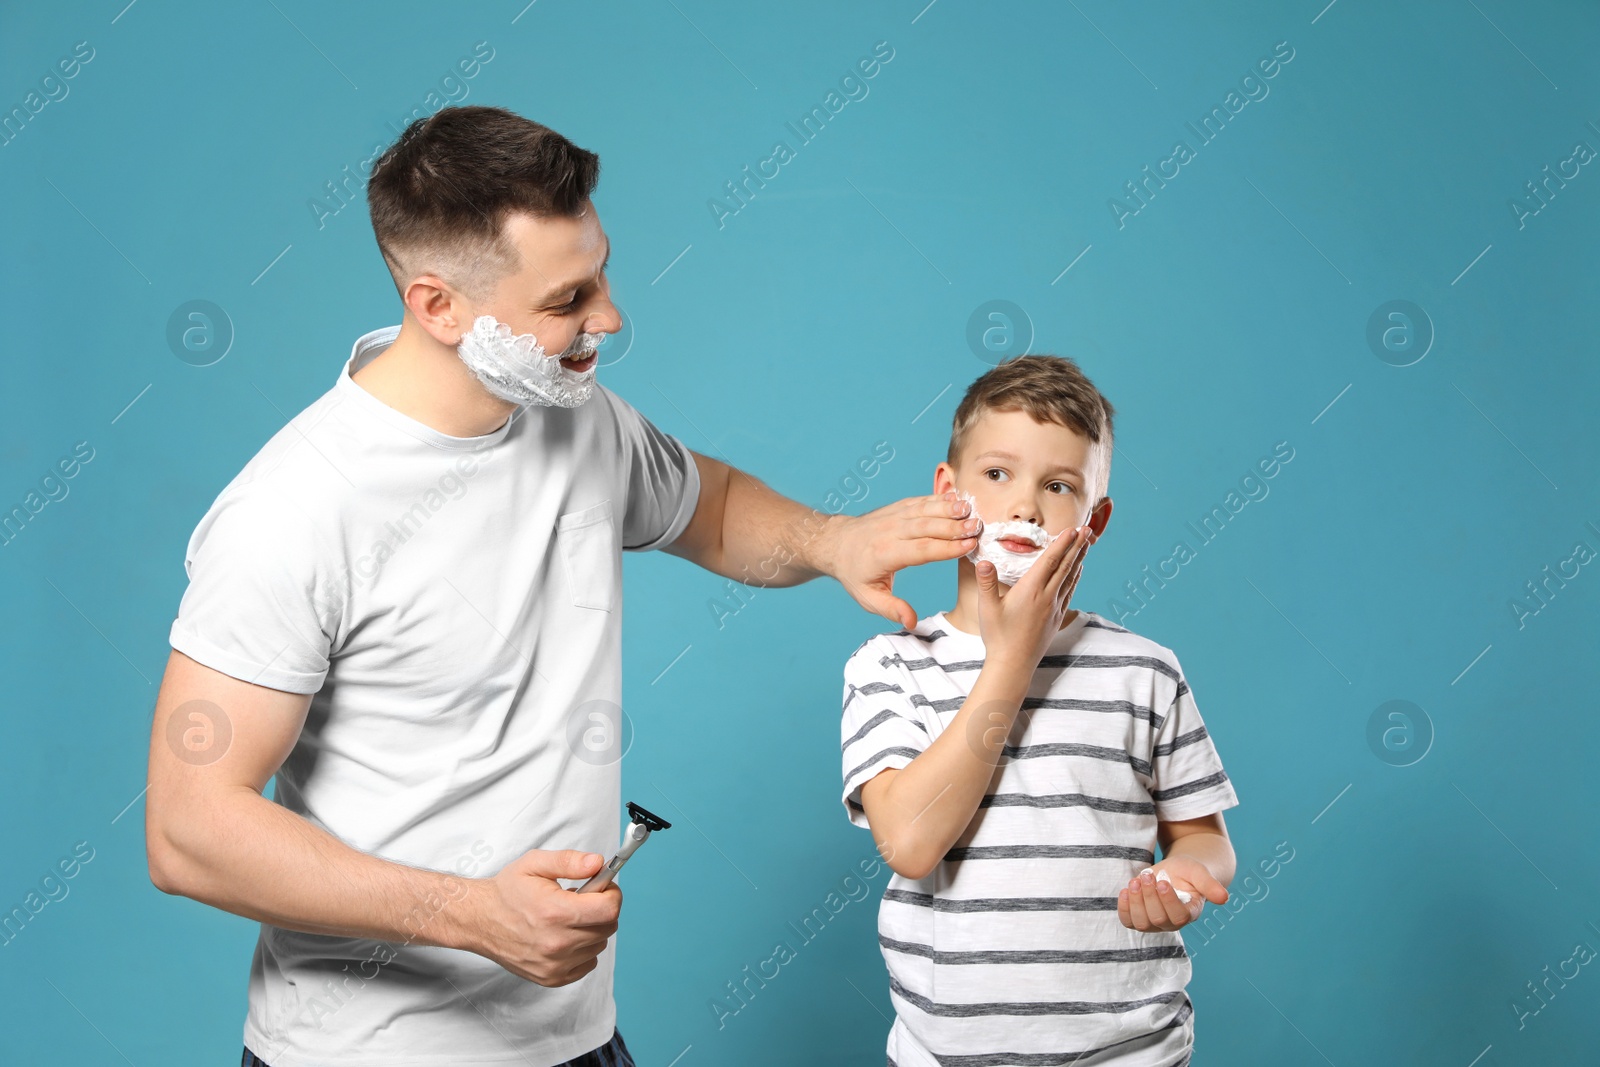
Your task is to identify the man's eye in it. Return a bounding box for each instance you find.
[548,300,578,314]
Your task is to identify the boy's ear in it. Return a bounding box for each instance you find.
[933,463,956,496]
[1089,497,1113,538]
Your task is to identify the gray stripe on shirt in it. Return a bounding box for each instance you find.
[845,746,923,784]
[889,975,1184,1017]
[943,844,1154,863]
[879,934,1188,966]
[1150,770,1231,802]
[979,792,1156,815]
[1154,725,1210,757]
[1038,653,1181,684]
[923,999,1194,1067]
[843,709,930,751]
[1003,741,1151,776]
[883,889,1119,912]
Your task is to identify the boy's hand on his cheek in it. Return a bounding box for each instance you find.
[975,524,1091,671]
[831,492,982,629]
[1116,857,1229,932]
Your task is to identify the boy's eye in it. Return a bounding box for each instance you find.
[983,468,1008,482]
[1048,482,1075,495]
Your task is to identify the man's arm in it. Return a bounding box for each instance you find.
[662,450,981,629]
[145,649,621,986]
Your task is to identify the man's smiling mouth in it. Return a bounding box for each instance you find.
[559,352,597,372]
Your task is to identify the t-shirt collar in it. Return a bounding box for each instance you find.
[929,608,1092,653]
[335,324,518,452]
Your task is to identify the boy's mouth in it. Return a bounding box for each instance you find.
[997,536,1043,554]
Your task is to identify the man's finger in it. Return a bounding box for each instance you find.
[850,583,916,629]
[900,515,983,543]
[882,534,980,568]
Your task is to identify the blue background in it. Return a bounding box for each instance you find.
[2,1,1597,1064]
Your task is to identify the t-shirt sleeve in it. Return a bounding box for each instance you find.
[840,639,933,830]
[600,386,701,552]
[1150,653,1240,822]
[167,484,341,695]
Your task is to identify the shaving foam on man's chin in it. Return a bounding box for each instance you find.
[955,489,1064,586]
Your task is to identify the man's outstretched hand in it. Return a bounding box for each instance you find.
[823,491,980,629]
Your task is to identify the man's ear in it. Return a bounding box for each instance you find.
[406,274,474,345]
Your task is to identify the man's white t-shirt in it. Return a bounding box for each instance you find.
[167,325,700,1067]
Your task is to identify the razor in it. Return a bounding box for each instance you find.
[576,801,672,893]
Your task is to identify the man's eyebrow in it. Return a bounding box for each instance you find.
[538,236,611,303]
[972,450,1083,477]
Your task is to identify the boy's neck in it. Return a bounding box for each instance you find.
[943,558,1080,638]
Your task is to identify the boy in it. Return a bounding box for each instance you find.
[840,355,1239,1066]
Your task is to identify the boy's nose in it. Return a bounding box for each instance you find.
[1008,502,1041,526]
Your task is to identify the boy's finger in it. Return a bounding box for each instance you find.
[1026,527,1079,589]
[1043,529,1088,596]
[1136,875,1165,928]
[974,560,1001,605]
[1049,537,1088,604]
[1125,877,1151,929]
[1154,878,1191,925]
[1195,872,1230,906]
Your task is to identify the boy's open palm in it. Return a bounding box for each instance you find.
[974,525,1092,668]
[1117,857,1229,932]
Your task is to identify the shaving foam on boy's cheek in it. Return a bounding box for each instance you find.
[955,489,1061,586]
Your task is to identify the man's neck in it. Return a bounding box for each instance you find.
[351,315,518,438]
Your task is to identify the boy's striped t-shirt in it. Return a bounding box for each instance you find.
[839,610,1239,1067]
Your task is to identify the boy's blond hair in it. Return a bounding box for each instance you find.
[948,354,1116,504]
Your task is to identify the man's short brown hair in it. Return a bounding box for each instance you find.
[948,354,1116,502]
[366,105,600,301]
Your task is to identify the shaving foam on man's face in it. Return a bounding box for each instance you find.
[455,315,603,408]
[452,207,617,409]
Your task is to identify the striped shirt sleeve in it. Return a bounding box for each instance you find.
[840,638,932,830]
[1149,654,1240,822]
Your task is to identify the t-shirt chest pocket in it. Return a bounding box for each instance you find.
[557,500,619,612]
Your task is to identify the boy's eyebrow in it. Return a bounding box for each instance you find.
[972,449,1084,478]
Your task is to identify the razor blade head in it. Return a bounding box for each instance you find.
[626,801,671,833]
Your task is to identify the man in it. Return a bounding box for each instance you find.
[144,105,981,1067]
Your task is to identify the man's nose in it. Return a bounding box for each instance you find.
[585,293,623,336]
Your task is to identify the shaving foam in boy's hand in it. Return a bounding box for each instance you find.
[1116,858,1229,932]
